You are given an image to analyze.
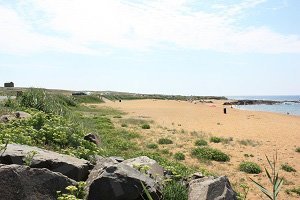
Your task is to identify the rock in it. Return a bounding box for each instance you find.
[122,156,164,181]
[0,144,92,181]
[84,133,101,145]
[109,156,125,163]
[190,172,205,181]
[188,176,237,200]
[86,161,161,200]
[0,114,14,123]
[15,111,31,119]
[0,164,76,200]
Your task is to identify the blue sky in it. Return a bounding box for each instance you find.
[0,0,300,95]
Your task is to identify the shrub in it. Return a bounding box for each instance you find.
[158,138,173,145]
[281,163,296,172]
[195,139,208,146]
[296,147,300,153]
[286,187,300,196]
[0,110,99,160]
[239,161,262,174]
[146,143,158,149]
[160,149,172,155]
[210,137,222,143]
[73,95,104,104]
[121,123,128,127]
[238,139,259,147]
[141,124,151,129]
[191,147,230,162]
[162,181,188,200]
[174,152,185,161]
[17,88,76,115]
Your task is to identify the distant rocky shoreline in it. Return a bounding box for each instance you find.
[224,99,300,106]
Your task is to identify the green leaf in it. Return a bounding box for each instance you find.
[275,178,283,197]
[250,178,273,199]
[141,182,153,200]
[265,167,272,184]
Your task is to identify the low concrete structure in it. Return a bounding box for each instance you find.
[4,82,14,87]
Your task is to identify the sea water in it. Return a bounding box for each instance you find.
[227,96,300,116]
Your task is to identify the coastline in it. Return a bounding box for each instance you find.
[94,99,300,199]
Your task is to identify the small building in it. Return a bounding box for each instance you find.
[4,82,14,87]
[72,92,88,96]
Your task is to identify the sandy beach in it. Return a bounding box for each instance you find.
[95,99,300,199]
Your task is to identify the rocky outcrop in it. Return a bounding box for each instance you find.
[224,100,280,105]
[84,133,101,145]
[86,156,161,200]
[188,176,237,200]
[122,156,164,181]
[0,164,76,200]
[15,111,31,119]
[0,144,92,181]
[0,114,14,123]
[0,111,31,123]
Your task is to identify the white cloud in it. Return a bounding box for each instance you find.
[0,0,300,55]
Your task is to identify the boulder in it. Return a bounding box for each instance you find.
[0,164,76,200]
[188,176,237,200]
[86,160,161,200]
[0,144,92,181]
[84,133,101,145]
[15,111,31,119]
[0,114,14,123]
[122,156,164,181]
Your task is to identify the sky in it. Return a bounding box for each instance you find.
[0,0,300,96]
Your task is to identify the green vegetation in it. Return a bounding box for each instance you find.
[158,138,173,145]
[295,147,300,153]
[119,118,153,126]
[209,136,233,144]
[73,95,104,104]
[18,88,77,115]
[162,181,188,200]
[57,182,86,200]
[286,187,300,196]
[221,137,233,144]
[238,139,259,147]
[146,143,158,149]
[239,161,262,174]
[121,123,128,127]
[195,139,208,146]
[191,147,230,162]
[281,163,296,172]
[210,137,222,143]
[141,124,151,129]
[0,110,99,160]
[174,152,185,161]
[160,149,172,155]
[250,153,283,200]
[102,92,227,101]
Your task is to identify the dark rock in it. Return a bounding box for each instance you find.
[86,159,161,200]
[188,176,237,200]
[0,164,76,200]
[15,111,31,119]
[84,133,101,145]
[0,144,92,181]
[224,100,280,106]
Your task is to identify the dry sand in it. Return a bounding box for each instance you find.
[95,99,300,199]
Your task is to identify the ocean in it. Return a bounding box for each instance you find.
[227,96,300,116]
